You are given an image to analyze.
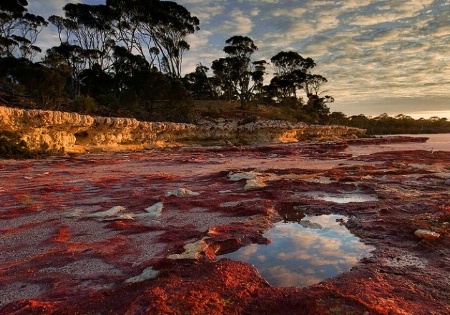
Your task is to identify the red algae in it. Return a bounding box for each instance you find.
[1,136,450,314]
[50,227,71,243]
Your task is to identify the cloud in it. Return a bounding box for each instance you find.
[338,0,372,10]
[239,0,281,3]
[291,1,450,114]
[27,0,79,19]
[183,30,223,73]
[264,265,323,287]
[215,9,254,35]
[250,8,261,16]
[184,5,226,25]
[271,7,307,18]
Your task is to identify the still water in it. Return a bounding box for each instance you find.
[296,192,379,203]
[220,214,374,287]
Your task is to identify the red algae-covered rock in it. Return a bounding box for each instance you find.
[1,135,450,314]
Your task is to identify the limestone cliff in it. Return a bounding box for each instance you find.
[0,105,365,153]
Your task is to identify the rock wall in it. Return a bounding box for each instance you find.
[0,105,365,153]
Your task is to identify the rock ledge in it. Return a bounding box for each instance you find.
[0,105,365,153]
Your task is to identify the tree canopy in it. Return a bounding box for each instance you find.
[211,36,267,109]
[0,0,48,59]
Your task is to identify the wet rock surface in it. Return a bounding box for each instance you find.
[1,135,450,314]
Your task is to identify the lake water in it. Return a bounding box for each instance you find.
[220,214,374,287]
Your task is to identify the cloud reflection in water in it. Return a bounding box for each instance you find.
[220,214,374,287]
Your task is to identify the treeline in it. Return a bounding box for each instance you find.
[327,112,450,135]
[1,0,333,123]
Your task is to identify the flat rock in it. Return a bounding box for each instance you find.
[1,135,449,314]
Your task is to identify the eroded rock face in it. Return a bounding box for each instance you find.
[0,106,364,153]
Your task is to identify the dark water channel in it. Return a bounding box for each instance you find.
[220,213,374,287]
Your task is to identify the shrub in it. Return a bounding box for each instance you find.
[73,95,98,114]
[95,94,121,110]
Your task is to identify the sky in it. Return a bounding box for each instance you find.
[28,0,450,119]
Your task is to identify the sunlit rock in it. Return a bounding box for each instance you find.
[244,178,267,190]
[165,188,200,197]
[414,229,440,240]
[167,238,208,260]
[228,171,259,181]
[133,202,164,218]
[125,266,159,283]
[142,202,164,217]
[104,214,134,221]
[228,171,279,190]
[86,206,126,219]
[64,208,84,218]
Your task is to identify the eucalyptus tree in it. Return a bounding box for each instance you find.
[305,74,327,96]
[49,3,115,70]
[270,51,316,103]
[110,45,150,98]
[183,64,216,100]
[43,43,87,99]
[106,0,199,77]
[212,36,266,108]
[211,57,237,101]
[105,0,151,56]
[251,59,267,97]
[303,73,334,120]
[144,1,199,77]
[0,0,47,59]
[46,3,117,100]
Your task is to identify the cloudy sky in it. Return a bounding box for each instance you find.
[29,0,450,119]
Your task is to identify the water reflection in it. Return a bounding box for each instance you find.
[297,192,378,203]
[220,214,374,287]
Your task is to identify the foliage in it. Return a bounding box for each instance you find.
[165,79,196,122]
[268,50,334,116]
[48,0,199,79]
[0,56,66,108]
[73,95,98,114]
[0,0,48,59]
[270,51,315,101]
[183,64,217,100]
[211,36,266,109]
